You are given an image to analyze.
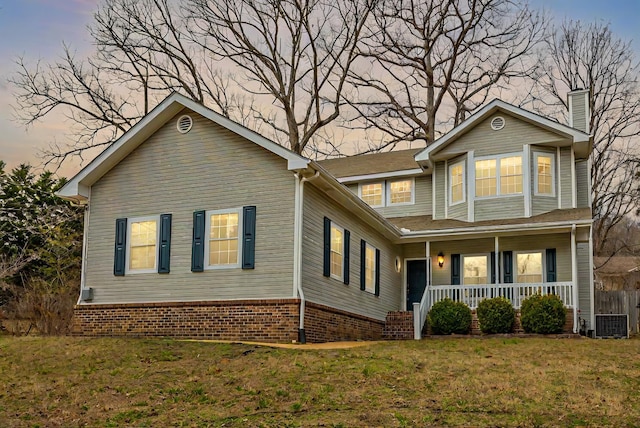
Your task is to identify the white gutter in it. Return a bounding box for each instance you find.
[337,168,424,184]
[293,170,319,344]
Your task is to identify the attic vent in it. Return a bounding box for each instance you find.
[491,116,505,131]
[177,115,193,134]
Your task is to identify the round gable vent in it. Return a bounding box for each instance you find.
[491,116,505,131]
[177,115,193,134]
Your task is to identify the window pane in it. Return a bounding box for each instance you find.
[365,245,376,292]
[129,220,157,270]
[450,164,464,203]
[475,160,496,197]
[500,156,522,195]
[361,183,383,206]
[516,253,543,283]
[389,180,412,204]
[130,221,156,247]
[130,244,156,270]
[330,226,343,278]
[463,256,487,285]
[209,212,239,266]
[537,156,553,194]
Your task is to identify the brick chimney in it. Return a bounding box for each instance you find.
[567,89,590,133]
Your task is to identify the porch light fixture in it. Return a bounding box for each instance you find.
[437,252,445,268]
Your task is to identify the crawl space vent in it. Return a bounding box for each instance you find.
[491,116,505,130]
[177,115,193,134]
[595,314,629,338]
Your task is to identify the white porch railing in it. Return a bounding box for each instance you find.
[427,281,574,311]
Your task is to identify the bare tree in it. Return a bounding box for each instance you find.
[346,0,545,149]
[188,0,375,154]
[530,21,640,257]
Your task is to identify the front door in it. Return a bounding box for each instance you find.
[407,260,427,311]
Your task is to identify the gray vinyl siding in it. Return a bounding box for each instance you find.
[438,113,567,158]
[348,176,432,217]
[531,147,558,216]
[577,242,593,328]
[403,243,427,259]
[571,94,588,133]
[84,109,296,304]
[434,162,446,219]
[448,200,467,221]
[576,160,590,208]
[428,233,571,286]
[301,184,403,320]
[560,147,573,209]
[475,196,524,221]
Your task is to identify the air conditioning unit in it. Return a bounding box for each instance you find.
[595,314,628,339]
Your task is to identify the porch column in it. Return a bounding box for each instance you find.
[494,236,500,285]
[571,225,578,333]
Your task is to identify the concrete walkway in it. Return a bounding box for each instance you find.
[185,339,381,350]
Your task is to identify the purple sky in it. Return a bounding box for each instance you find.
[0,0,639,179]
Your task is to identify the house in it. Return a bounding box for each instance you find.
[593,257,640,290]
[58,90,594,342]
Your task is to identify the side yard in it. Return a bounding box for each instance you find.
[0,336,638,427]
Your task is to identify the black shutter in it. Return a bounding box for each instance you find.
[451,254,461,285]
[360,239,366,291]
[191,210,205,272]
[114,218,127,276]
[343,229,350,284]
[490,251,496,284]
[323,217,331,277]
[546,248,557,282]
[242,206,256,269]
[375,248,381,296]
[503,251,513,283]
[158,214,172,273]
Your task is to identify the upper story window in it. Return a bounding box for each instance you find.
[360,183,384,207]
[127,216,159,273]
[475,154,522,198]
[206,209,241,268]
[449,161,465,205]
[535,153,555,196]
[358,178,415,207]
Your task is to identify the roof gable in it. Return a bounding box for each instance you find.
[58,93,309,201]
[414,99,592,168]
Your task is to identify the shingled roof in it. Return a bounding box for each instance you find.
[316,148,423,179]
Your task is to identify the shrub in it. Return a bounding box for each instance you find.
[428,298,472,335]
[477,297,516,334]
[520,293,566,334]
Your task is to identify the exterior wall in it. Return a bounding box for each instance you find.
[430,233,571,285]
[576,160,590,208]
[560,147,574,209]
[347,176,432,218]
[438,113,566,158]
[301,184,403,321]
[577,242,592,329]
[85,109,296,304]
[434,162,446,219]
[475,196,524,221]
[304,302,384,342]
[71,299,300,343]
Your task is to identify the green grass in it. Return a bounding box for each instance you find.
[0,336,639,427]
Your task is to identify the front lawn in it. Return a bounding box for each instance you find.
[0,336,638,427]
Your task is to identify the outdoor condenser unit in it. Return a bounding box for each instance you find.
[595,314,629,339]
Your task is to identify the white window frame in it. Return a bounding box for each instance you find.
[358,182,385,208]
[204,207,243,270]
[364,242,377,294]
[462,254,490,285]
[534,152,556,197]
[475,153,523,199]
[448,160,466,206]
[125,215,160,275]
[514,250,545,284]
[330,221,345,281]
[386,178,415,206]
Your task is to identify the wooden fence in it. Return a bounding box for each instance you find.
[594,290,640,335]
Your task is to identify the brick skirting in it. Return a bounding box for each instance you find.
[71,299,300,343]
[383,311,415,340]
[303,302,385,343]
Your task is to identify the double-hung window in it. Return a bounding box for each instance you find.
[534,153,555,196]
[360,183,384,207]
[463,255,489,285]
[330,223,344,279]
[449,161,465,204]
[206,209,241,268]
[114,214,172,276]
[475,155,522,197]
[388,179,413,205]
[516,252,543,283]
[363,243,376,293]
[323,217,350,284]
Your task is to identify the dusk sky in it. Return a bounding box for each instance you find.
[0,0,639,179]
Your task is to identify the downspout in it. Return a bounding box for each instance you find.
[77,193,91,304]
[294,170,319,344]
[571,224,579,333]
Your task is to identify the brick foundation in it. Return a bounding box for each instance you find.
[383,311,415,340]
[71,299,300,343]
[303,302,384,343]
